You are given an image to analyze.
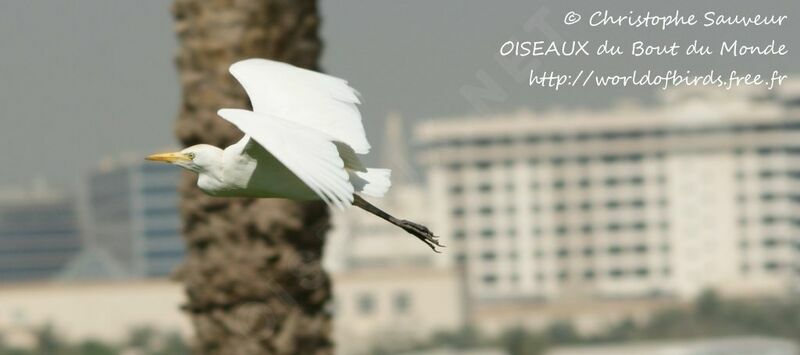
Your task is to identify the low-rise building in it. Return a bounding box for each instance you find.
[0,181,82,283]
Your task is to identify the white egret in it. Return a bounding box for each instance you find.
[147,58,443,251]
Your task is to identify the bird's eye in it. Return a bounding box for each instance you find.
[187,153,196,159]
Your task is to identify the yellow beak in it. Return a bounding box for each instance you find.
[145,152,191,163]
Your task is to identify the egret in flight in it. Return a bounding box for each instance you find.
[147,59,443,251]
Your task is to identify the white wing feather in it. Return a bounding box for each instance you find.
[229,59,371,154]
[217,108,354,210]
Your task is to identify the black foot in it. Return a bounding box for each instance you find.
[398,220,445,253]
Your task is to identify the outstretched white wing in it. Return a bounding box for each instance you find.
[229,58,370,154]
[217,108,354,210]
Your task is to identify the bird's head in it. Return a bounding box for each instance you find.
[145,144,222,174]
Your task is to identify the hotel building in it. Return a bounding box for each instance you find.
[415,86,800,302]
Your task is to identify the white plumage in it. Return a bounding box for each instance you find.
[146,59,442,251]
[230,59,371,154]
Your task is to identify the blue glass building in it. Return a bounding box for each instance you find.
[89,159,184,278]
[0,187,82,283]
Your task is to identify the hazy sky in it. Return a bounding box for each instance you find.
[0,0,797,188]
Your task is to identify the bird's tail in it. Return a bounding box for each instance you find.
[348,168,392,198]
[352,194,444,252]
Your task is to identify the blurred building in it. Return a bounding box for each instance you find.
[0,180,83,283]
[415,86,800,303]
[326,114,464,354]
[397,348,507,355]
[332,266,463,355]
[0,280,189,343]
[546,336,799,355]
[86,156,184,278]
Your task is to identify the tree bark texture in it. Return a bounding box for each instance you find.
[171,1,331,354]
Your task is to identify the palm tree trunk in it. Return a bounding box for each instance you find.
[171,1,331,354]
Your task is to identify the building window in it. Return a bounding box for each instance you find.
[357,293,375,315]
[476,161,492,170]
[445,139,464,148]
[481,251,497,261]
[482,274,498,285]
[474,138,492,147]
[394,292,411,314]
[447,163,463,172]
[605,177,620,187]
[478,183,493,193]
[762,216,779,225]
[481,229,495,238]
[602,155,619,164]
[479,206,494,215]
[764,261,780,271]
[453,230,466,240]
[763,238,779,248]
[450,185,464,195]
[757,147,774,156]
[608,222,623,232]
